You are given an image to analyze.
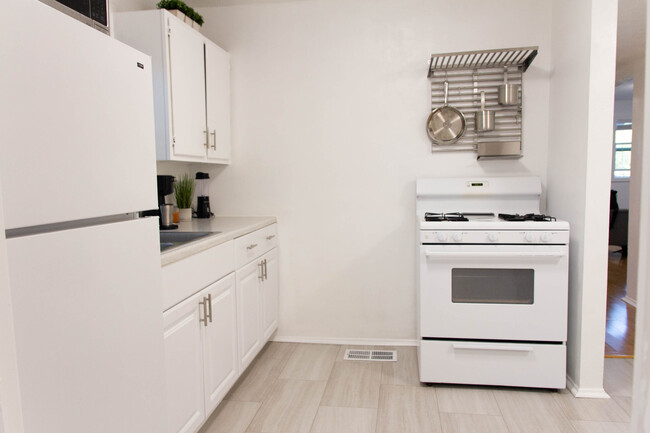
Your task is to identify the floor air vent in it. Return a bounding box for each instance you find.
[343,349,397,362]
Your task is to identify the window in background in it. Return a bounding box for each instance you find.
[613,122,632,179]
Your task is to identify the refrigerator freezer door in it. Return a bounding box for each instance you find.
[6,218,164,433]
[0,0,157,230]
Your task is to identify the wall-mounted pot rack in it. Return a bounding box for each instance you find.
[427,46,538,158]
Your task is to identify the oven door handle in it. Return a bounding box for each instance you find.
[424,251,565,260]
[452,342,534,352]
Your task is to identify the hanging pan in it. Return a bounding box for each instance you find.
[427,81,466,144]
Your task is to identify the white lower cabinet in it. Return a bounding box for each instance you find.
[237,259,263,371]
[163,290,206,433]
[235,224,279,371]
[163,273,238,433]
[261,249,279,341]
[203,275,239,413]
[162,223,279,433]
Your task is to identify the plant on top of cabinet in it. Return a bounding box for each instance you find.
[157,0,204,27]
[175,174,195,221]
[113,10,231,164]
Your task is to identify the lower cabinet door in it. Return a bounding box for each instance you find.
[261,248,279,341]
[203,273,239,414]
[237,259,262,371]
[163,293,206,433]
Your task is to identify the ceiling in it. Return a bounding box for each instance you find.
[112,0,645,83]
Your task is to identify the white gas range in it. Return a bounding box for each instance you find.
[416,177,569,389]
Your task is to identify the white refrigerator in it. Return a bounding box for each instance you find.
[0,1,165,432]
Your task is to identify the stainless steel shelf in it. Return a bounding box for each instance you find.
[426,47,538,157]
[427,46,538,77]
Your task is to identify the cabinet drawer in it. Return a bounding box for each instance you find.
[235,224,277,267]
[419,340,566,389]
[162,241,235,311]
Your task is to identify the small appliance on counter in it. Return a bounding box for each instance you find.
[195,172,212,219]
[157,175,177,230]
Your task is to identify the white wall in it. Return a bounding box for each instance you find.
[632,3,650,428]
[181,0,554,344]
[0,181,24,432]
[626,27,646,309]
[615,85,634,121]
[612,84,632,209]
[546,0,618,397]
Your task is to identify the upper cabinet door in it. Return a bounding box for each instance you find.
[166,16,207,159]
[0,0,158,229]
[205,41,232,163]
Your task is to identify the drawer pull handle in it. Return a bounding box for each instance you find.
[199,297,209,327]
[452,343,533,352]
[262,259,268,280]
[207,293,213,323]
[266,235,276,240]
[247,243,258,250]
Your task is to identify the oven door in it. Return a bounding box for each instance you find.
[419,243,568,342]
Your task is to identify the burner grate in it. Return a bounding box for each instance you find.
[425,212,469,222]
[498,213,557,222]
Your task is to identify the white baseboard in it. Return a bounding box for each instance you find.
[271,335,418,347]
[622,296,637,307]
[566,375,610,398]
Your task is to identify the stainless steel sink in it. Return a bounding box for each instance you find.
[159,231,219,252]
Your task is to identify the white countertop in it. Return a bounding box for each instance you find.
[160,216,277,266]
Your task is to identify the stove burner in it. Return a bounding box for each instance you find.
[425,212,469,222]
[498,213,557,222]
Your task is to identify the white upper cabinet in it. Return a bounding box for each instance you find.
[166,16,208,159]
[205,42,232,163]
[114,10,231,164]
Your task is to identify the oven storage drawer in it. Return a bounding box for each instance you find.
[419,340,566,389]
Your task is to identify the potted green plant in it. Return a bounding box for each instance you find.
[174,174,195,222]
[157,0,204,29]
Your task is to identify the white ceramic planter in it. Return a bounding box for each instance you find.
[167,9,201,30]
[179,208,192,222]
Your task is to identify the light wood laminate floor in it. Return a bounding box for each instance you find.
[199,343,633,433]
[606,250,635,358]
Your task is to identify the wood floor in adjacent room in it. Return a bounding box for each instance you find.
[200,343,633,433]
[606,249,635,358]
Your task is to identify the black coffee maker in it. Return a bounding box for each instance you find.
[195,172,212,219]
[157,175,177,229]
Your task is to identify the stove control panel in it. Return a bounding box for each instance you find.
[421,230,570,245]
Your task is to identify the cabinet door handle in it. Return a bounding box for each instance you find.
[262,259,267,280]
[258,261,264,281]
[203,130,209,149]
[210,130,216,150]
[199,297,209,327]
[207,293,213,323]
[247,243,258,250]
[266,235,275,240]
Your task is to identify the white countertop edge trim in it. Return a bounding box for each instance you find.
[160,216,277,266]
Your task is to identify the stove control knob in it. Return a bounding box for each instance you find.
[452,232,463,242]
[437,232,448,242]
[487,233,498,242]
[540,233,551,243]
[524,232,536,243]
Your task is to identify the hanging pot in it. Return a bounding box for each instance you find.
[427,81,466,144]
[498,69,520,106]
[475,91,495,132]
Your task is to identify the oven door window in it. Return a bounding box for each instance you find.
[451,268,534,304]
